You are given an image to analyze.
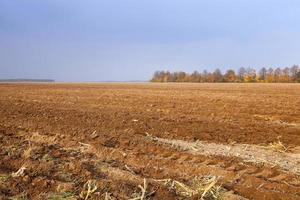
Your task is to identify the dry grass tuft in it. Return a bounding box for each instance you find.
[130,178,148,200]
[0,173,11,182]
[156,176,224,200]
[145,132,158,141]
[11,166,26,178]
[8,192,28,200]
[104,192,115,200]
[80,180,98,200]
[267,137,287,153]
[22,147,32,159]
[40,153,54,162]
[47,192,76,200]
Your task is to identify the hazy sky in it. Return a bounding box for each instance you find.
[1,0,300,81]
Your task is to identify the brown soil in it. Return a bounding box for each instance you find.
[0,83,300,200]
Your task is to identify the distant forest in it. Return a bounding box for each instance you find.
[0,79,55,82]
[151,65,300,83]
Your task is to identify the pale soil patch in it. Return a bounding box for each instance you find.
[147,134,300,175]
[253,114,300,128]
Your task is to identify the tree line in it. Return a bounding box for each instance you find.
[151,65,300,83]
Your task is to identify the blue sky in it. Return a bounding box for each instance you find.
[1,0,300,81]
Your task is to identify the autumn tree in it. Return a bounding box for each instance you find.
[190,71,201,82]
[290,65,300,81]
[266,68,274,83]
[238,67,246,82]
[201,70,209,82]
[177,71,187,82]
[258,67,267,82]
[282,67,290,82]
[244,68,256,82]
[212,69,223,82]
[297,71,300,83]
[164,71,170,82]
[224,69,238,82]
[273,68,282,82]
[151,71,165,82]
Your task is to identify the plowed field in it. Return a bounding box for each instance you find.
[0,83,300,200]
